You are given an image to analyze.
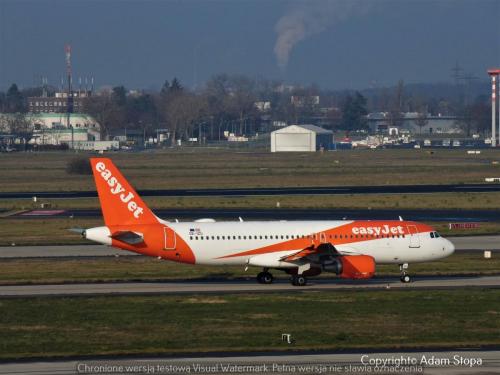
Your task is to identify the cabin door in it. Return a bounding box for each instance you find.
[407,225,420,248]
[164,227,177,250]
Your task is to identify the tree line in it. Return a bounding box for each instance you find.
[0,76,493,144]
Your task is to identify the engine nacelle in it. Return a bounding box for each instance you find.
[323,255,376,279]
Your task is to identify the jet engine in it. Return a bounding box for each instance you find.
[322,255,375,279]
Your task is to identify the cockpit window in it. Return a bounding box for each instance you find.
[430,231,440,238]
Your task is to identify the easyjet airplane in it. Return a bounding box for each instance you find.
[79,158,455,286]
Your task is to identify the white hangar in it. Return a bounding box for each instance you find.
[271,124,333,152]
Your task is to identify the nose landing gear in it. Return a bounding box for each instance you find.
[399,263,411,283]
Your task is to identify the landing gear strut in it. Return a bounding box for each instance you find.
[257,269,274,284]
[291,275,307,286]
[399,263,411,283]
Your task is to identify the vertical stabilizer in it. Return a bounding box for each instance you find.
[90,158,158,226]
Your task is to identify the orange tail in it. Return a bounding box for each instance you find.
[90,158,158,226]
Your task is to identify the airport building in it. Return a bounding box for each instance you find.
[367,112,461,134]
[28,91,90,114]
[0,112,101,146]
[271,124,333,152]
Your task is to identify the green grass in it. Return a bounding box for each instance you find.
[0,218,102,246]
[0,290,499,359]
[5,191,500,211]
[0,252,498,285]
[2,148,500,192]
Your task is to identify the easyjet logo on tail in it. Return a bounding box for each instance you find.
[95,162,144,219]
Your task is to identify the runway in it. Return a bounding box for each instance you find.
[3,182,500,199]
[0,235,498,258]
[11,207,500,222]
[1,275,500,297]
[1,349,499,374]
[0,244,130,258]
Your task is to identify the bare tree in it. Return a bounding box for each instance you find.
[7,113,35,149]
[83,90,125,139]
[162,93,206,146]
[414,111,429,135]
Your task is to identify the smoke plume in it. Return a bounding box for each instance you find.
[274,0,369,69]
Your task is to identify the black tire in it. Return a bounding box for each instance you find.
[257,272,265,284]
[291,275,307,286]
[257,272,274,284]
[401,275,411,283]
[262,272,274,284]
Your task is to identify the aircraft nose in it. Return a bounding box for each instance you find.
[445,239,455,255]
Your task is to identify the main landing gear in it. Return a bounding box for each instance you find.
[257,269,274,284]
[256,269,308,286]
[399,263,411,283]
[291,275,307,286]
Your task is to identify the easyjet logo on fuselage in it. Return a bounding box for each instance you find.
[352,225,405,236]
[95,162,144,219]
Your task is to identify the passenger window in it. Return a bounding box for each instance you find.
[190,236,193,240]
[216,236,220,240]
[264,235,268,239]
[195,236,198,240]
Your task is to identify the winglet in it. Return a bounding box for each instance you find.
[90,158,158,226]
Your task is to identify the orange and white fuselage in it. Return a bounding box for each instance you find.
[84,158,455,285]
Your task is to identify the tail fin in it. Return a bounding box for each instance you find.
[90,158,158,226]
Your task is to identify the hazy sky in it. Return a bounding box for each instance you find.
[0,0,498,91]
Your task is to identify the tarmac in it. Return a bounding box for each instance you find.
[1,275,500,298]
[3,182,500,199]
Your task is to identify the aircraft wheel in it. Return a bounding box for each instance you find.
[257,271,274,284]
[291,275,307,286]
[400,274,411,283]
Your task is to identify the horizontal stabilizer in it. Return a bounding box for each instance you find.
[110,231,144,245]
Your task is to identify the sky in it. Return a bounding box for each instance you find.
[0,0,498,91]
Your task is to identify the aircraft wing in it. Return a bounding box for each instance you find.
[280,242,339,262]
[110,231,144,245]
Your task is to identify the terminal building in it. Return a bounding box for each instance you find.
[271,124,333,152]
